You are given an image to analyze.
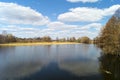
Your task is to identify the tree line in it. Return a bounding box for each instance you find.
[0,31,91,44]
[56,36,91,43]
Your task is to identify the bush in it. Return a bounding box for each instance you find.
[80,36,90,44]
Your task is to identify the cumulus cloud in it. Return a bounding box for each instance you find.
[0,22,102,39]
[58,5,120,22]
[47,22,102,31]
[47,22,102,39]
[78,23,102,31]
[47,21,77,30]
[67,0,99,3]
[103,5,120,16]
[0,2,110,39]
[0,25,38,33]
[0,2,49,26]
[0,25,40,37]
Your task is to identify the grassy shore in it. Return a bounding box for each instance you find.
[0,42,80,46]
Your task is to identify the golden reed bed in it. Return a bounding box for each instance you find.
[0,42,80,46]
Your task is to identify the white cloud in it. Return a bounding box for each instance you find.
[103,5,120,16]
[58,7,103,22]
[0,2,49,26]
[47,22,102,39]
[78,23,102,31]
[67,0,99,3]
[0,22,102,39]
[1,2,113,39]
[73,23,102,38]
[47,21,77,30]
[0,25,40,38]
[58,5,120,22]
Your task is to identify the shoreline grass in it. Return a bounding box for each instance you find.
[0,42,80,46]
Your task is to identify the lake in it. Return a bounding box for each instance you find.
[0,44,119,80]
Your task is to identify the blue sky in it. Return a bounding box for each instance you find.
[0,0,120,39]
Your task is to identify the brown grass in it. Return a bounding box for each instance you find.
[0,42,80,46]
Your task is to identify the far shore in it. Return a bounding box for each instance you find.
[0,42,80,46]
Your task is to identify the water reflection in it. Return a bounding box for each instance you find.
[22,62,102,80]
[59,60,99,76]
[0,44,102,80]
[99,53,120,80]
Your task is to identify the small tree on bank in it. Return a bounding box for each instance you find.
[80,36,90,44]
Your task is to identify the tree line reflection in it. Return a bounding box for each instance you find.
[99,53,120,80]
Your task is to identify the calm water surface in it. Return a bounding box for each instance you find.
[0,44,104,80]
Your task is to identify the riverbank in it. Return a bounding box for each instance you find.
[0,42,80,46]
